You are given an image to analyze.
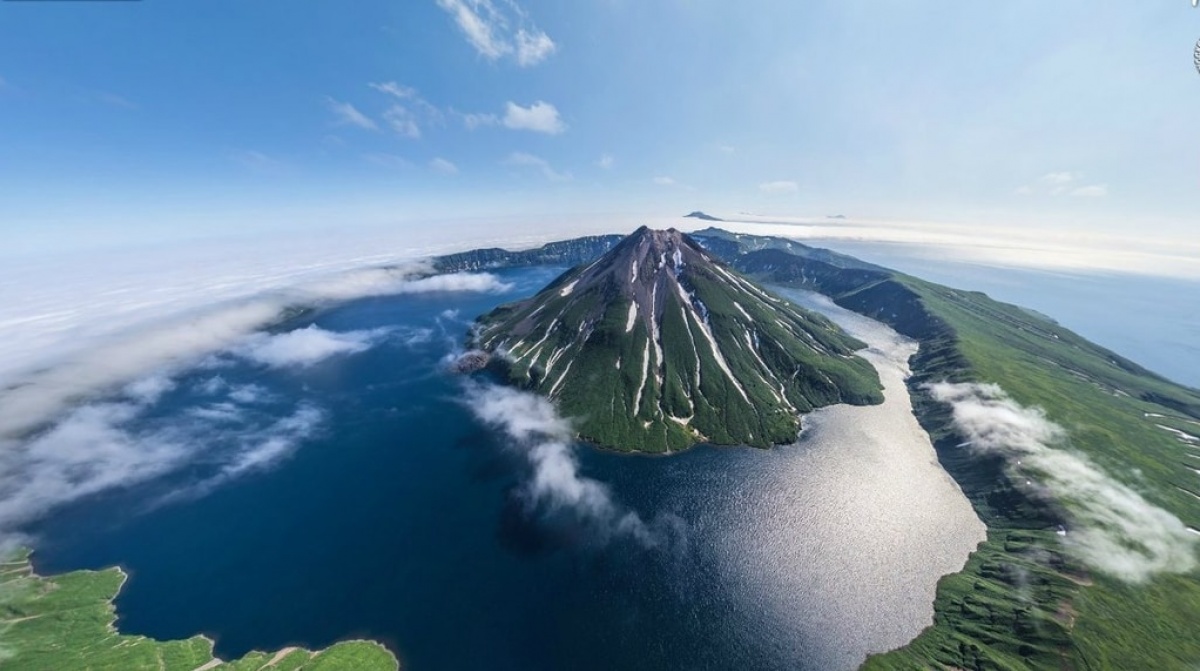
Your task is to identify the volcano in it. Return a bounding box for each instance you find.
[471,227,882,452]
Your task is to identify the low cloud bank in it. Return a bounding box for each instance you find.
[0,372,324,551]
[462,382,679,548]
[393,272,513,294]
[928,382,1197,583]
[0,263,509,442]
[235,326,391,368]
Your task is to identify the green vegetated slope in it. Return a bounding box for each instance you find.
[432,234,624,273]
[0,550,397,671]
[719,234,1200,670]
[473,227,882,452]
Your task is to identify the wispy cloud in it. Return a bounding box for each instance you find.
[326,97,378,130]
[505,152,570,181]
[759,180,799,194]
[435,0,556,67]
[383,105,421,139]
[514,28,556,66]
[928,382,1197,583]
[430,157,459,175]
[502,101,565,134]
[0,372,326,550]
[597,153,614,170]
[459,110,499,129]
[368,81,418,100]
[96,92,137,110]
[462,382,679,548]
[227,149,288,174]
[368,81,442,139]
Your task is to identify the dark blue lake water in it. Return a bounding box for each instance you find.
[25,266,984,671]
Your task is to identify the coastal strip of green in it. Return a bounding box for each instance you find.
[705,229,1200,670]
[862,274,1200,671]
[0,549,398,671]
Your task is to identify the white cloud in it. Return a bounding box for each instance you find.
[502,101,565,134]
[124,374,175,404]
[462,382,678,547]
[460,111,499,130]
[368,81,418,100]
[759,180,800,194]
[430,157,459,175]
[1070,184,1109,197]
[326,97,378,130]
[505,152,571,181]
[0,373,325,549]
[436,0,508,59]
[597,153,615,170]
[228,384,269,404]
[220,405,323,477]
[717,144,736,154]
[515,28,556,66]
[234,325,389,369]
[435,0,555,67]
[928,382,1197,583]
[653,176,677,186]
[392,271,513,293]
[383,104,421,139]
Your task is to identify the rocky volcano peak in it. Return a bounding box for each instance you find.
[471,228,882,452]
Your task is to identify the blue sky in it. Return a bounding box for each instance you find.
[1,0,1198,252]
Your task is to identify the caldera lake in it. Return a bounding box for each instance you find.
[26,266,985,671]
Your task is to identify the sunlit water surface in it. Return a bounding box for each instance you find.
[28,267,984,671]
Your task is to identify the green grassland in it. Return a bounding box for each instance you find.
[727,238,1200,670]
[0,550,398,671]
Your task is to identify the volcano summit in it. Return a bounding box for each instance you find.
[471,227,882,452]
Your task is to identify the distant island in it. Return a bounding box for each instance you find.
[683,211,723,221]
